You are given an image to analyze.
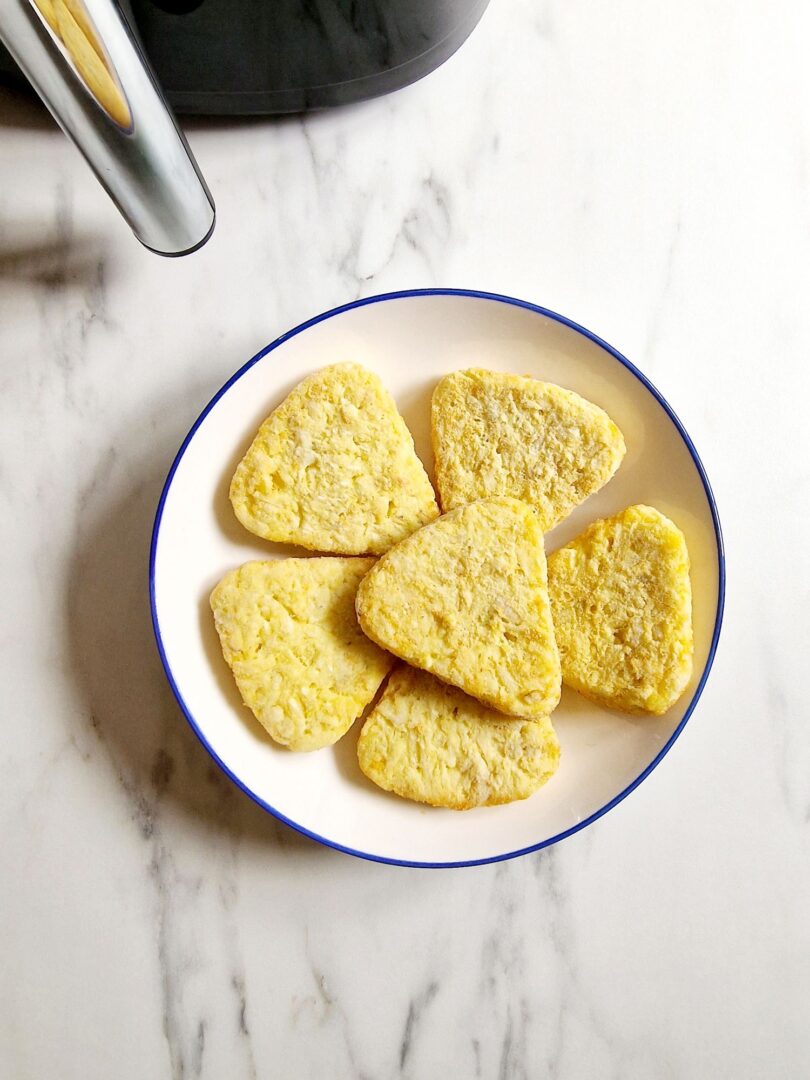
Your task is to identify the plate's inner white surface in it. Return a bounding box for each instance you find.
[153,295,720,863]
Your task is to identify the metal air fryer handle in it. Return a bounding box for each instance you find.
[0,0,215,255]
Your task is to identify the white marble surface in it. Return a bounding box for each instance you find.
[1,0,809,1075]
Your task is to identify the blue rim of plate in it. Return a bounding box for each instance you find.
[149,288,726,869]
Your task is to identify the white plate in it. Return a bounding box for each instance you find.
[150,290,724,867]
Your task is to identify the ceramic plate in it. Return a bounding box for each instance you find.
[150,289,724,867]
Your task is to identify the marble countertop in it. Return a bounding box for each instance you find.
[2,1,809,1076]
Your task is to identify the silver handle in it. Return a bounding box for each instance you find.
[0,0,215,255]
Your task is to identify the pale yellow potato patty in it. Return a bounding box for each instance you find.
[356,496,561,717]
[547,504,693,714]
[210,558,394,750]
[357,666,561,809]
[230,363,438,555]
[432,368,625,531]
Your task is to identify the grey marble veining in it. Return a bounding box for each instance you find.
[2,0,810,1077]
